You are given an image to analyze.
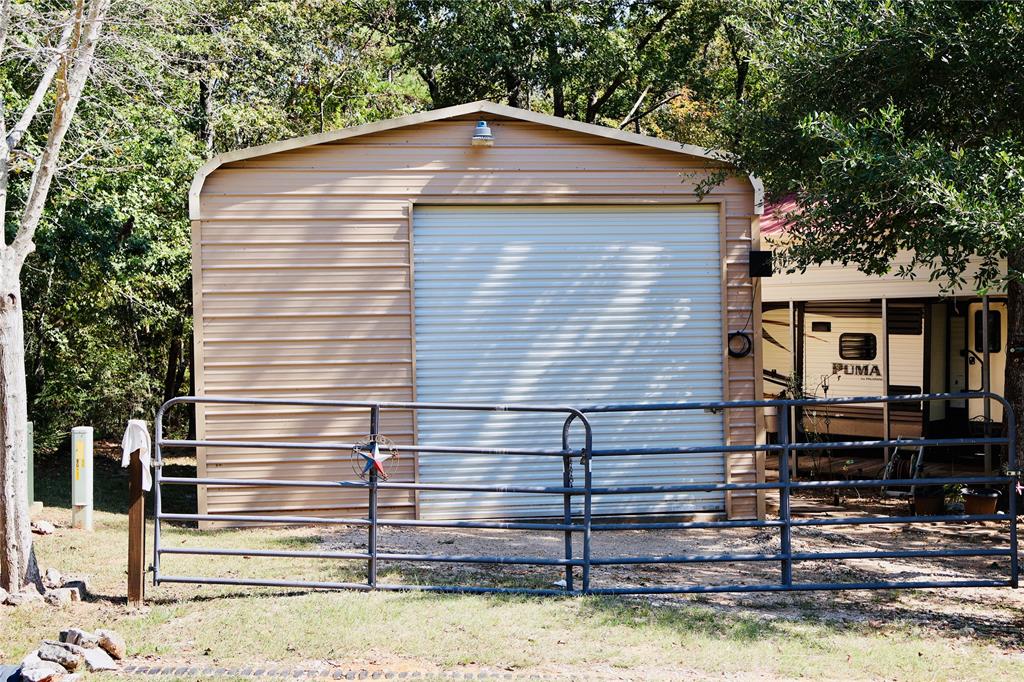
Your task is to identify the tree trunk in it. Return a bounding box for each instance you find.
[198,78,214,153]
[0,265,39,592]
[0,0,110,593]
[504,74,520,108]
[418,68,442,108]
[162,320,183,404]
[1005,251,1024,476]
[544,0,564,118]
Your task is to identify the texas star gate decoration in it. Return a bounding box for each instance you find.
[152,392,1019,595]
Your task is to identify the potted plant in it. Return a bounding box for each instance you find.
[962,487,1000,515]
[944,483,964,513]
[911,485,945,516]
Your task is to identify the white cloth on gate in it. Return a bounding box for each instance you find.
[121,419,153,491]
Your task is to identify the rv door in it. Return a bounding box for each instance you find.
[967,301,1007,423]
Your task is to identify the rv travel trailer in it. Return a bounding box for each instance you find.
[759,198,1008,452]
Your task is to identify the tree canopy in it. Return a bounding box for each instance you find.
[373,0,730,125]
[5,0,748,448]
[719,0,1024,457]
[7,0,1021,454]
[723,0,1023,292]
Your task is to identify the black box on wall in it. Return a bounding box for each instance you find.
[749,250,774,278]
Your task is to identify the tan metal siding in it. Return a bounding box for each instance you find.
[762,250,1007,302]
[196,203,416,519]
[722,203,758,518]
[196,119,759,521]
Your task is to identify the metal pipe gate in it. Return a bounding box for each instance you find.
[152,392,1019,595]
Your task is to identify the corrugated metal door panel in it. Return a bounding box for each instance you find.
[412,206,725,519]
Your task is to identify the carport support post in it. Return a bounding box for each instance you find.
[788,301,799,478]
[127,448,146,608]
[881,298,891,466]
[982,295,992,474]
[778,405,793,586]
[367,405,380,589]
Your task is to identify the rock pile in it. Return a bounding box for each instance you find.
[17,628,124,682]
[1,568,89,608]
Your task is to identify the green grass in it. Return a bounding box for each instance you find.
[3,450,1022,680]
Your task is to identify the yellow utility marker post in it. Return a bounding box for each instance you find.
[71,426,94,530]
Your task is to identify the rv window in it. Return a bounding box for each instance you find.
[888,307,923,335]
[888,385,923,412]
[811,321,831,332]
[839,333,877,360]
[974,310,1002,353]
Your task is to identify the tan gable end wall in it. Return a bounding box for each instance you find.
[193,119,761,521]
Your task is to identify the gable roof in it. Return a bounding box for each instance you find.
[189,100,764,220]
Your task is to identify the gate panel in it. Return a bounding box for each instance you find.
[150,392,1019,596]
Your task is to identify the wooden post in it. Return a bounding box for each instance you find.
[127,448,145,608]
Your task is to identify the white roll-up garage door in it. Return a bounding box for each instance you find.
[412,206,725,519]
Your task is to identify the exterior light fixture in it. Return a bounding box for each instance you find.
[471,120,494,146]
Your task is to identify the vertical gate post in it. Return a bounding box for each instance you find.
[367,405,380,589]
[778,405,793,586]
[581,430,593,594]
[561,453,574,592]
[127,448,146,608]
[152,410,164,585]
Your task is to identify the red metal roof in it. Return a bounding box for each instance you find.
[760,195,799,237]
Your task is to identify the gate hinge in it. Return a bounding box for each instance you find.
[1006,469,1022,478]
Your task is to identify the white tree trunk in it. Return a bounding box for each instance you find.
[0,0,109,592]
[0,256,38,591]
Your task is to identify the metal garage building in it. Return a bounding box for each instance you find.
[188,101,765,522]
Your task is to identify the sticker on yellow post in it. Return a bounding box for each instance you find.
[75,440,84,481]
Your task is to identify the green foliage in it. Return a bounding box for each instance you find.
[13,0,428,447]
[196,0,426,150]
[17,0,202,447]
[372,0,730,126]
[6,0,747,451]
[722,0,1024,291]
